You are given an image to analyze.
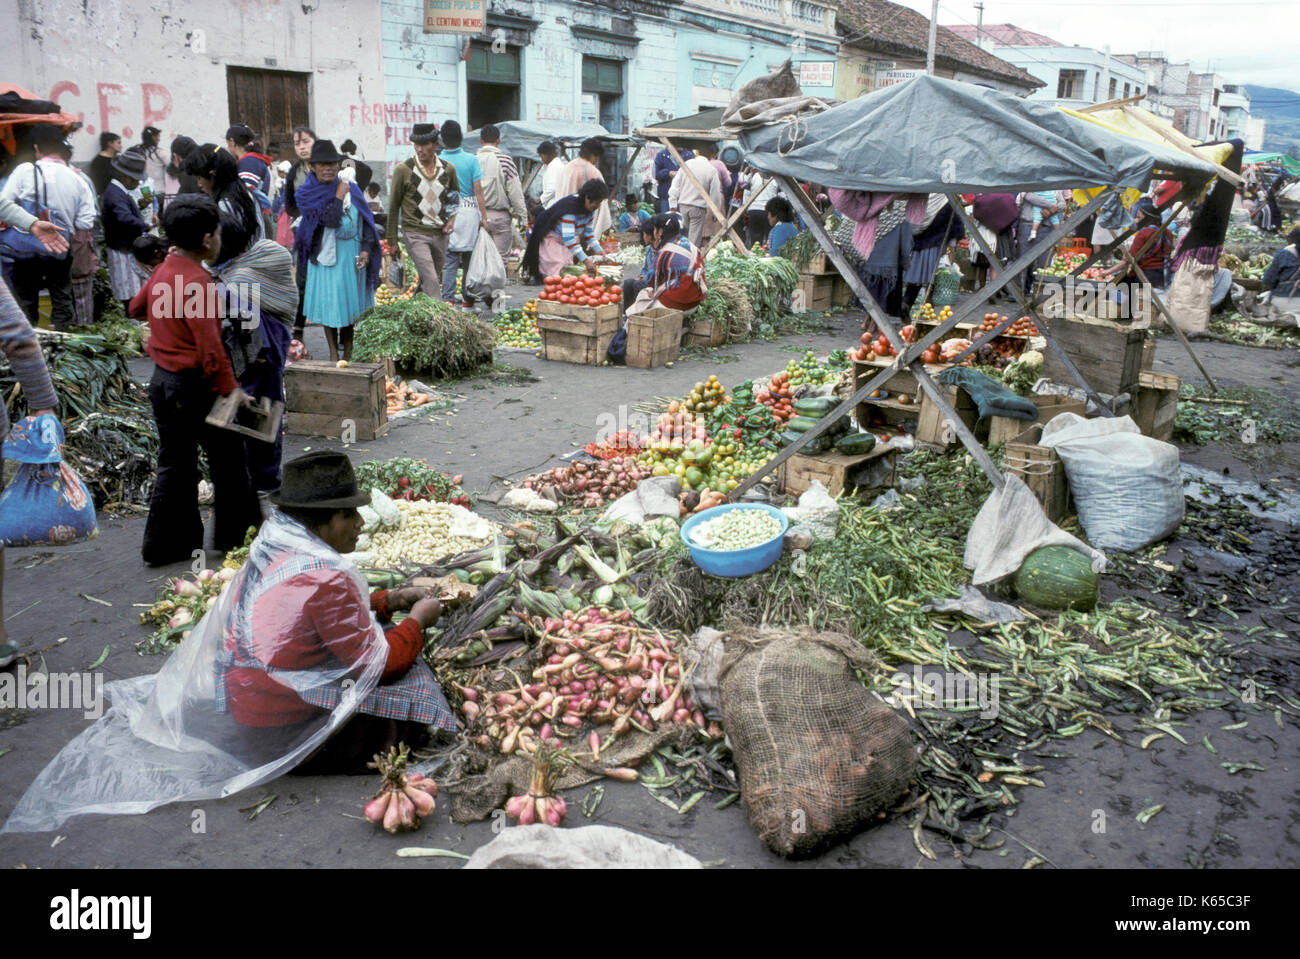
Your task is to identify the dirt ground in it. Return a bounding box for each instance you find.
[1,294,1297,870]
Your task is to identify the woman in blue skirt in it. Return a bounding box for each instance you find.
[294,140,381,362]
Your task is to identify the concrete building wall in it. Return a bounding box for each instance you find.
[4,0,386,162]
[997,45,1145,108]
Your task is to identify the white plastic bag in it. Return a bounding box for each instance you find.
[965,474,1106,585]
[464,226,506,301]
[793,480,840,541]
[1039,413,1184,552]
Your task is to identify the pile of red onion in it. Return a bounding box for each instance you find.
[520,458,652,510]
[461,607,721,758]
[362,744,439,833]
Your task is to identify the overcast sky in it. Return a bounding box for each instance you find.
[887,0,1300,95]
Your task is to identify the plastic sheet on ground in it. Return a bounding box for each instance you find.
[464,824,702,869]
[922,584,1028,624]
[600,475,681,525]
[964,473,1106,585]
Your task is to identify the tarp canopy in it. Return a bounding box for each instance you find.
[462,120,642,158]
[634,108,728,141]
[1244,151,1300,175]
[739,75,1220,195]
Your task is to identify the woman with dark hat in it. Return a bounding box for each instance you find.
[100,149,151,312]
[214,451,457,773]
[0,450,458,834]
[294,139,382,363]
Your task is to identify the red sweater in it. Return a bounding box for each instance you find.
[222,563,425,727]
[134,252,239,395]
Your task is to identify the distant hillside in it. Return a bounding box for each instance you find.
[1244,85,1300,156]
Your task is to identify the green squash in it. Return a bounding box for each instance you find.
[1013,546,1100,611]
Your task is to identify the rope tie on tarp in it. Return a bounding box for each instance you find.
[776,114,808,156]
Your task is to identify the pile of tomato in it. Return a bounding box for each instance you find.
[538,272,622,306]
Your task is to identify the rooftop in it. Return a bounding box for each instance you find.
[836,0,1044,89]
[943,22,1065,48]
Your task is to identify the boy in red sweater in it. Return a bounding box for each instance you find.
[133,195,262,566]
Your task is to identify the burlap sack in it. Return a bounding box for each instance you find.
[1164,259,1214,335]
[718,626,917,857]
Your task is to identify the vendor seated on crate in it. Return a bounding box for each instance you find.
[213,452,460,774]
[1101,199,1172,290]
[624,213,708,318]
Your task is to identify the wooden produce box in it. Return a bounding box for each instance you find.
[536,301,620,336]
[1131,371,1179,442]
[805,252,835,275]
[684,316,726,348]
[914,385,978,450]
[1004,424,1071,522]
[626,307,682,369]
[794,273,835,313]
[779,447,897,498]
[1141,338,1156,371]
[540,328,616,365]
[1041,316,1147,396]
[616,229,642,246]
[982,394,1088,447]
[832,276,855,307]
[285,360,388,441]
[852,356,951,399]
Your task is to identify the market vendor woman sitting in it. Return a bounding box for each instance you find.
[624,213,708,317]
[217,451,458,774]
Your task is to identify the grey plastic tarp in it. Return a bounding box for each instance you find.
[738,75,1219,195]
[462,120,642,158]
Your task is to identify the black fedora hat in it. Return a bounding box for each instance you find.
[111,151,147,179]
[271,451,371,509]
[308,139,347,164]
[411,122,439,145]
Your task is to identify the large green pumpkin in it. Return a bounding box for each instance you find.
[1013,546,1100,612]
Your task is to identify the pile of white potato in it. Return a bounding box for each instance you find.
[346,491,496,567]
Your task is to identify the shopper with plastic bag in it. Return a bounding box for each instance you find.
[463,224,507,307]
[1,452,458,835]
[0,281,59,667]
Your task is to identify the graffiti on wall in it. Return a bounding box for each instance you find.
[349,101,433,147]
[49,81,173,140]
[536,103,572,122]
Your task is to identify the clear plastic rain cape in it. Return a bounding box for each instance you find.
[1,511,387,834]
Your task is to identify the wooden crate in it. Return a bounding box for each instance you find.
[627,308,683,368]
[616,229,642,246]
[805,252,835,275]
[1131,371,1179,442]
[852,356,952,398]
[535,300,620,337]
[832,276,855,307]
[540,327,615,365]
[914,386,979,449]
[1004,424,1071,522]
[684,316,726,348]
[1140,338,1156,371]
[794,273,835,313]
[284,360,388,441]
[983,394,1088,446]
[779,448,897,498]
[1041,316,1147,396]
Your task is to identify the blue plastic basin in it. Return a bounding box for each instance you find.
[679,503,788,578]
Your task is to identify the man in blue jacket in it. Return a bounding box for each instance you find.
[653,147,693,214]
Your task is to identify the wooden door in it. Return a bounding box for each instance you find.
[226,67,310,161]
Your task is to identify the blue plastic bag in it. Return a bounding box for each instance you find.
[0,415,98,548]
